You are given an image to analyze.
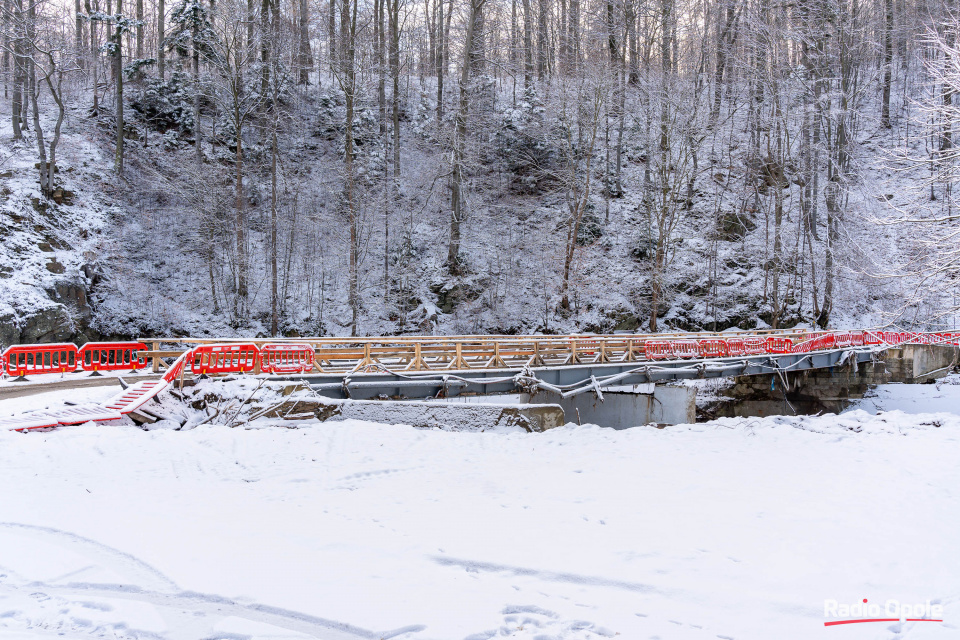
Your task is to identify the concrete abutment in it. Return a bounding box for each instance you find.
[712,345,959,418]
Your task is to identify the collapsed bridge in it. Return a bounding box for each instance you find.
[1,329,957,431]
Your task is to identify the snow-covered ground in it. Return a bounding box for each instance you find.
[1,381,959,639]
[846,374,960,416]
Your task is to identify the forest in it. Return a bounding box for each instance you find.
[1,0,959,341]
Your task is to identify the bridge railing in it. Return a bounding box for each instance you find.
[1,329,953,382]
[3,330,958,431]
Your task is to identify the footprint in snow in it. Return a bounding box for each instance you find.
[463,605,617,639]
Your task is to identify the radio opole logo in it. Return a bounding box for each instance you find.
[823,598,944,627]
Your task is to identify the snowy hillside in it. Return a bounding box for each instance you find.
[0,84,928,342]
[0,103,121,344]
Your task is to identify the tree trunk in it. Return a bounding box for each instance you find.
[436,0,445,122]
[560,86,601,310]
[389,0,400,179]
[650,0,673,333]
[328,0,336,71]
[448,0,484,272]
[270,112,279,335]
[234,109,248,314]
[27,0,52,195]
[710,1,736,126]
[568,0,578,73]
[425,0,435,75]
[75,0,85,70]
[626,0,638,84]
[536,0,546,79]
[469,0,484,75]
[521,0,532,89]
[881,0,893,127]
[344,0,359,333]
[114,20,123,175]
[158,0,165,79]
[510,0,518,70]
[260,0,272,95]
[339,0,349,72]
[86,0,98,114]
[298,0,312,83]
[3,0,10,100]
[11,0,23,139]
[193,41,201,160]
[558,0,566,72]
[376,0,385,131]
[136,0,143,58]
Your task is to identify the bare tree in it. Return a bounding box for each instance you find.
[336,0,360,332]
[555,73,604,311]
[90,7,139,174]
[205,0,262,318]
[446,0,486,273]
[167,0,213,164]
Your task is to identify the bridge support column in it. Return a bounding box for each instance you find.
[712,345,958,418]
[536,385,696,429]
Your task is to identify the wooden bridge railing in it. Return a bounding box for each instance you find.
[140,329,851,375]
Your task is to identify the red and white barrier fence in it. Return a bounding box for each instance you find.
[190,344,259,376]
[260,343,315,374]
[78,342,148,373]
[4,343,78,377]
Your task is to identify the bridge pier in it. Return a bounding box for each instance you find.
[525,385,697,429]
[712,345,959,418]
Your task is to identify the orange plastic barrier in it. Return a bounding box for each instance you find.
[3,343,78,377]
[697,339,728,358]
[162,350,191,383]
[260,343,315,374]
[190,344,259,375]
[644,340,673,360]
[78,342,148,372]
[743,337,766,355]
[765,337,793,354]
[791,338,813,354]
[726,338,746,357]
[671,340,699,359]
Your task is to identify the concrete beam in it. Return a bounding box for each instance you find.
[538,385,696,429]
[260,397,565,432]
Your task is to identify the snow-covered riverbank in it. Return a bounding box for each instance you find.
[0,382,958,639]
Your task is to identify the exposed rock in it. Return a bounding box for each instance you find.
[52,188,75,205]
[45,258,65,274]
[430,281,483,314]
[18,306,75,344]
[717,209,757,242]
[0,313,18,346]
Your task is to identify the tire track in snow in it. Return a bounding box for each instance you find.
[431,555,673,596]
[0,523,416,639]
[4,581,385,639]
[0,522,179,592]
